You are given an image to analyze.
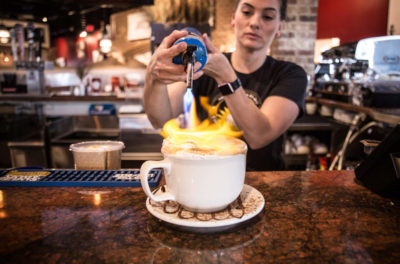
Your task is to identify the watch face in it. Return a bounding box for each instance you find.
[219,84,233,95]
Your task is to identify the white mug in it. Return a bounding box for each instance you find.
[140,140,247,213]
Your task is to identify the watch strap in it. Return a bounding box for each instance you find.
[218,78,242,95]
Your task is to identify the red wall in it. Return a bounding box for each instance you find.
[317,0,389,44]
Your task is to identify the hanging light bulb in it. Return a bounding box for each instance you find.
[79,30,87,38]
[99,38,112,53]
[79,14,87,38]
[0,24,10,44]
[99,24,112,54]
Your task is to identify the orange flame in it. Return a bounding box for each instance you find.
[161,97,243,153]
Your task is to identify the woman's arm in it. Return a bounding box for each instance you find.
[201,35,303,149]
[225,92,299,149]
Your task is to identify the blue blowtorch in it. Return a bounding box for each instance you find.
[172,28,207,128]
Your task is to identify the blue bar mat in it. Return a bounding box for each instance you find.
[0,167,162,187]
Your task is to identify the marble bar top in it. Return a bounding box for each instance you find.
[0,170,399,263]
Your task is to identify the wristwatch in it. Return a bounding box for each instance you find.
[218,78,242,95]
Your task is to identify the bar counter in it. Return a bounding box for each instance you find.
[1,170,399,263]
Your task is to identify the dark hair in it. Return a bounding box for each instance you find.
[233,0,287,21]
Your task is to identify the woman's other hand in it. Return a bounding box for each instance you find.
[202,34,237,85]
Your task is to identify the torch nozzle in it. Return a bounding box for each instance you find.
[186,61,194,89]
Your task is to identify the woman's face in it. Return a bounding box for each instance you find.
[232,0,282,52]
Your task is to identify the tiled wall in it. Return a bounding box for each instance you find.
[272,0,319,77]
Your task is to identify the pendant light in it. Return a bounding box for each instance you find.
[0,24,10,44]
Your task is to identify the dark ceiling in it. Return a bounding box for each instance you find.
[0,0,154,38]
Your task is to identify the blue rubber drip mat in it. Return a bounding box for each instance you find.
[0,167,162,187]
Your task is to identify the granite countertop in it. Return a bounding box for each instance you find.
[0,170,399,263]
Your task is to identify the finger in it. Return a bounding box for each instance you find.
[203,33,218,53]
[193,70,204,80]
[155,41,187,62]
[161,30,188,48]
[156,61,186,76]
[168,41,187,58]
[158,71,187,83]
[193,62,202,72]
[160,60,187,74]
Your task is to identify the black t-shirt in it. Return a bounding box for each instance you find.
[192,53,307,171]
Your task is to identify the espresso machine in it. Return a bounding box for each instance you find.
[314,35,400,107]
[313,42,369,103]
[352,35,400,108]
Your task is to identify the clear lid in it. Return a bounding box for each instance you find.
[69,141,125,152]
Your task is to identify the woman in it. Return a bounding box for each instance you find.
[144,0,307,171]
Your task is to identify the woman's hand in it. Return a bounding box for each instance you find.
[147,30,204,85]
[202,34,237,85]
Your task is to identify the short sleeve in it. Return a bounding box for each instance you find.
[269,63,308,118]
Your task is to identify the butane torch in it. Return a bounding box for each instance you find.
[172,28,207,128]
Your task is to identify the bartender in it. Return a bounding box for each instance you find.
[143,0,307,171]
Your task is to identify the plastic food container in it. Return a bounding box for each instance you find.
[69,141,125,170]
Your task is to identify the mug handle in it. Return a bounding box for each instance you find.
[140,159,175,202]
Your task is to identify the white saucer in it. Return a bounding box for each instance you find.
[145,184,265,232]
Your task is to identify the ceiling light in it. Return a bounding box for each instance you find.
[42,17,48,23]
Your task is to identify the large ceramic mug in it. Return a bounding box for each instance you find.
[140,137,247,213]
